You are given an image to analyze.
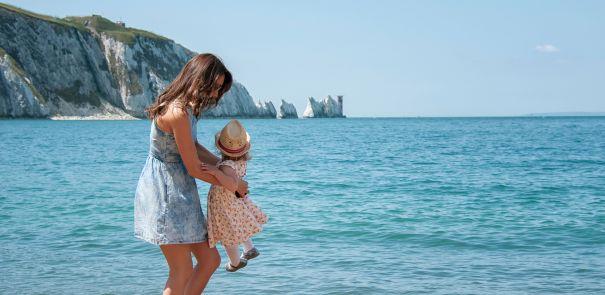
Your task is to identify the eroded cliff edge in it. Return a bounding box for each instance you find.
[0,4,295,119]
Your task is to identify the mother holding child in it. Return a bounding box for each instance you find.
[133,54,268,294]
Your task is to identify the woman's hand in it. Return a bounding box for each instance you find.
[236,179,249,198]
[199,162,248,197]
[199,163,220,176]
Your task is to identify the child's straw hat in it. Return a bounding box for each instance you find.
[215,119,251,157]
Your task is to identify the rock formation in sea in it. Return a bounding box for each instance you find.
[302,95,345,118]
[203,82,277,118]
[0,4,294,119]
[277,99,298,119]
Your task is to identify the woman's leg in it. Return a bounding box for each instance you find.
[160,244,194,295]
[187,241,221,294]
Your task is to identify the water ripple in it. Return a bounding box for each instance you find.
[1,117,604,294]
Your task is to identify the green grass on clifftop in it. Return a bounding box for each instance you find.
[0,3,170,45]
[65,15,169,45]
[0,3,86,31]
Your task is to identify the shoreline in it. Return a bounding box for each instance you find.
[2,115,605,121]
[49,114,140,120]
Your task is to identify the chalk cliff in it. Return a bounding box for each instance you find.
[0,4,293,119]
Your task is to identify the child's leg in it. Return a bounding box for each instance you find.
[223,244,241,266]
[243,239,255,252]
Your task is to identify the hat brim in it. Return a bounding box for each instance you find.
[215,131,251,157]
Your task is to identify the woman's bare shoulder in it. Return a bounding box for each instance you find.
[157,102,190,133]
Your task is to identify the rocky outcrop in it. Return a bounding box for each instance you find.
[202,82,276,118]
[255,100,277,118]
[0,4,192,118]
[302,95,345,118]
[0,4,295,119]
[278,99,298,118]
[0,48,49,117]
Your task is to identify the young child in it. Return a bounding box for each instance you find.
[204,119,268,272]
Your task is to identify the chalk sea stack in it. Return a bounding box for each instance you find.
[278,99,298,119]
[302,95,345,118]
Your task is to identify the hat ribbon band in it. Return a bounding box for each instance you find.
[218,140,248,154]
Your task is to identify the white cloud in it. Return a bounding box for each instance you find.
[535,44,559,53]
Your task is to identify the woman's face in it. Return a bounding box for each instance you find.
[210,75,225,100]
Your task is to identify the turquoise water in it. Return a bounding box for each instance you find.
[1,117,604,294]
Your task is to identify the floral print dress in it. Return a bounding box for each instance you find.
[207,160,268,248]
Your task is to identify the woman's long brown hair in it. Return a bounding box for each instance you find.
[146,53,233,119]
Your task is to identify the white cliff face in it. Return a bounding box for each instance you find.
[0,51,49,117]
[0,8,120,117]
[302,95,345,118]
[99,34,193,117]
[278,99,298,118]
[203,82,277,118]
[0,5,299,119]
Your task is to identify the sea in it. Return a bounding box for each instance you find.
[1,117,604,294]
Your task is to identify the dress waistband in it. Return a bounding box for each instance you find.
[150,151,183,163]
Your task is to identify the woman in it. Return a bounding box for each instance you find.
[134,53,248,294]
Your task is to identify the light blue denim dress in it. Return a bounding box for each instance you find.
[134,108,208,245]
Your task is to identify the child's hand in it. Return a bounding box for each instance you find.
[200,163,220,175]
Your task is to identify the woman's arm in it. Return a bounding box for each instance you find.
[199,162,249,197]
[193,135,249,196]
[203,164,239,193]
[195,140,220,166]
[166,108,249,195]
[167,108,222,186]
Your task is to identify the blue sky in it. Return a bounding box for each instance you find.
[6,0,605,116]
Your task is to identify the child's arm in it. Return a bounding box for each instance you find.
[203,163,239,193]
